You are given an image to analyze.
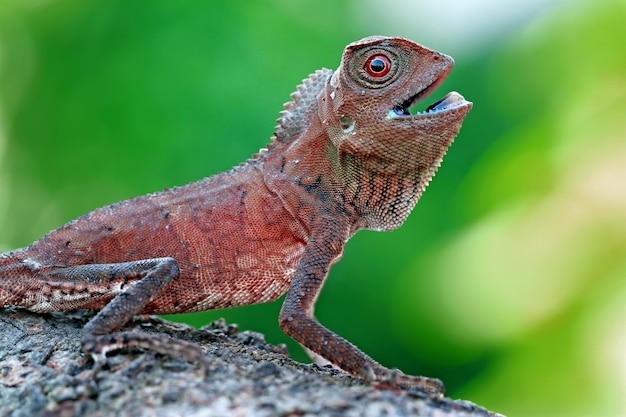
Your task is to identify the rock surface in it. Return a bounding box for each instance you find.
[0,308,503,416]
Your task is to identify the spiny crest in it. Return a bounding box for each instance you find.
[231,68,333,171]
[272,68,333,145]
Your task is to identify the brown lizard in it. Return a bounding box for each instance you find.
[0,36,471,394]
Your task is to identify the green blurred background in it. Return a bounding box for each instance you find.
[0,0,624,415]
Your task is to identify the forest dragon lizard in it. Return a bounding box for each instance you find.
[0,36,472,394]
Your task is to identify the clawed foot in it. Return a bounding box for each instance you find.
[362,363,445,396]
[381,369,445,396]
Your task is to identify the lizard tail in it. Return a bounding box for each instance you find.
[0,251,38,307]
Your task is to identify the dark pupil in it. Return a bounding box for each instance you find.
[370,58,386,73]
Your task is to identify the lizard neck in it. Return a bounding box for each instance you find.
[258,68,363,234]
[260,100,358,234]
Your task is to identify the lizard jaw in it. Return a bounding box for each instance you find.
[386,91,470,119]
[385,67,471,119]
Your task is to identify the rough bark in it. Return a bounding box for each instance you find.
[0,308,502,417]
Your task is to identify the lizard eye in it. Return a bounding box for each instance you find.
[365,54,391,77]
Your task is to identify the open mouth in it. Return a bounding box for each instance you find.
[386,91,468,119]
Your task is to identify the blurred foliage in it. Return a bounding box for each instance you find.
[0,1,624,416]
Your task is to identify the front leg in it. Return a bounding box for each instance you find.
[48,258,209,372]
[278,220,444,395]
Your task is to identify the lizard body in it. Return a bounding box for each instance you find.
[0,36,471,393]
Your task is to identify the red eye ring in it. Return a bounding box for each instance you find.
[365,54,391,77]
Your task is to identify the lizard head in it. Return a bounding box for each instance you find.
[266,36,472,232]
[319,36,473,231]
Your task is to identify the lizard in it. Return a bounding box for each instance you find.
[0,36,471,394]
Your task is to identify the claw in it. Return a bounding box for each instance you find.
[373,368,446,396]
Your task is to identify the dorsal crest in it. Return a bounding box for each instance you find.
[272,68,333,144]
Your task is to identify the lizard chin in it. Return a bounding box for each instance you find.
[386,91,471,120]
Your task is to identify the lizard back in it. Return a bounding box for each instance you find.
[0,162,309,313]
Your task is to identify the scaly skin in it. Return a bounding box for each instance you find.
[0,36,471,394]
